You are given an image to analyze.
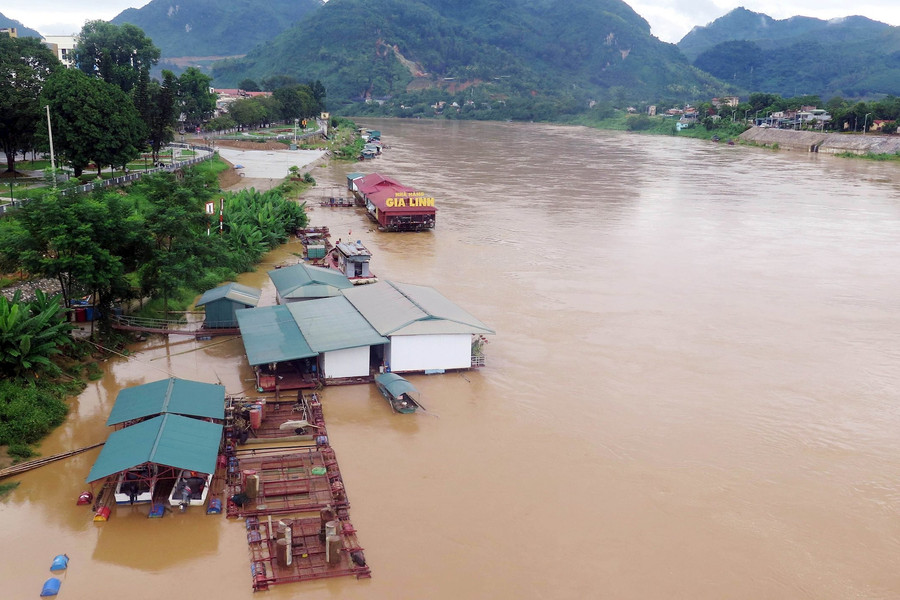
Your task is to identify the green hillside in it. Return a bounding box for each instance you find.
[111,0,323,58]
[679,8,900,99]
[0,13,43,38]
[211,0,726,114]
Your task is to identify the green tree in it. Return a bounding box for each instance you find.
[137,173,211,316]
[177,67,216,131]
[145,71,177,163]
[228,98,266,130]
[238,78,260,92]
[39,69,145,177]
[0,190,139,318]
[74,20,160,93]
[273,84,319,120]
[0,36,60,174]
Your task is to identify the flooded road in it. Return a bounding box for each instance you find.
[3,119,900,599]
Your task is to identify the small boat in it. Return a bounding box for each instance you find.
[114,464,157,505]
[168,470,213,509]
[374,373,421,414]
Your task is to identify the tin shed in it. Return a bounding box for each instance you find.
[195,282,262,328]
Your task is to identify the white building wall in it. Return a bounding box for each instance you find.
[322,346,370,379]
[389,334,471,373]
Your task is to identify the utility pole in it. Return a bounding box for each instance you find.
[45,105,56,187]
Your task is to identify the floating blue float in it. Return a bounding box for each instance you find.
[50,554,69,571]
[40,577,61,597]
[206,498,222,514]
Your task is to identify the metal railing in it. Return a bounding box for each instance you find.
[0,145,215,216]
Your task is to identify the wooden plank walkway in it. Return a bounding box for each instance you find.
[0,442,104,480]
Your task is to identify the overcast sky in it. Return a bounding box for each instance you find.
[4,0,900,44]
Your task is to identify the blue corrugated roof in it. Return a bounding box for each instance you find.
[236,305,316,366]
[286,296,387,352]
[86,414,223,482]
[106,378,225,426]
[269,263,353,300]
[195,282,261,307]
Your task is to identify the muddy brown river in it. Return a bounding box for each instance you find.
[3,119,900,599]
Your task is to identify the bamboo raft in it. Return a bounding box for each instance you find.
[0,442,105,480]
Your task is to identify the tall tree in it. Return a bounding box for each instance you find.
[0,189,138,315]
[136,173,211,316]
[177,67,216,131]
[74,21,160,93]
[39,69,145,177]
[145,71,177,162]
[0,36,60,174]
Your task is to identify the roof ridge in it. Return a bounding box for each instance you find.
[148,413,169,463]
[161,377,175,414]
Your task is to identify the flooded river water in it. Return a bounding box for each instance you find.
[3,119,900,599]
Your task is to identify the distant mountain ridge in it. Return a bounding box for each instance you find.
[111,0,323,58]
[678,7,891,60]
[678,7,900,99]
[211,0,724,110]
[0,13,43,38]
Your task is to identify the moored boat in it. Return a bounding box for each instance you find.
[374,373,421,414]
[114,464,157,505]
[168,469,213,508]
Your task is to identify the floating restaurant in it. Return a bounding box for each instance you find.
[347,172,436,232]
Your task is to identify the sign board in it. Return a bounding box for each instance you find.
[205,201,215,215]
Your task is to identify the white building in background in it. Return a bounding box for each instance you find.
[42,35,77,67]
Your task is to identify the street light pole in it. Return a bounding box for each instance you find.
[45,105,56,188]
[863,112,872,135]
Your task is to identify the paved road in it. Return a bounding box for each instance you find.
[217,147,326,179]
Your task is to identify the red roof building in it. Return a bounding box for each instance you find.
[352,173,436,232]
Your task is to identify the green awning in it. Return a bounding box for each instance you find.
[236,305,316,366]
[106,378,225,426]
[375,373,419,399]
[87,414,223,483]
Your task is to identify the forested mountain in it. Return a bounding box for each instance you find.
[678,8,900,99]
[677,8,890,61]
[0,13,43,38]
[211,0,725,114]
[111,0,323,58]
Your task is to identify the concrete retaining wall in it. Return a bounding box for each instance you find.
[739,127,900,155]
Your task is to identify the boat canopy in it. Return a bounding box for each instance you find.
[375,373,419,399]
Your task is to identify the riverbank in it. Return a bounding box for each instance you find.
[739,127,900,154]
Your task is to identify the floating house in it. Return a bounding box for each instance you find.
[327,240,376,284]
[342,281,493,373]
[195,282,261,328]
[269,263,354,304]
[351,173,436,232]
[236,297,388,388]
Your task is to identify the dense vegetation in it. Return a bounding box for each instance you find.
[212,0,727,115]
[680,9,900,99]
[0,156,310,458]
[111,0,323,59]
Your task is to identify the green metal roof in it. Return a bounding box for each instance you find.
[269,263,353,300]
[106,378,225,426]
[195,282,261,307]
[236,305,316,366]
[86,414,223,482]
[342,281,495,336]
[375,372,418,399]
[286,296,388,352]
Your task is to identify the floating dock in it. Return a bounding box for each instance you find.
[224,392,370,588]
